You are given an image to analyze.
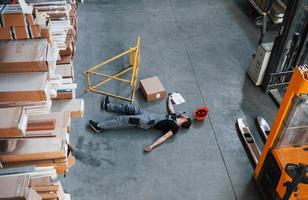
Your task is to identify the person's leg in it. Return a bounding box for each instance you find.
[89,113,156,132]
[107,103,144,115]
[98,115,142,129]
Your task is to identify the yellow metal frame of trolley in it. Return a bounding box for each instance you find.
[84,37,140,103]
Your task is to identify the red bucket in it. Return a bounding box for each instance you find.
[194,106,209,121]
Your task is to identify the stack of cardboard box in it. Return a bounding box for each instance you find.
[0,3,38,40]
[0,0,83,199]
[0,0,79,100]
[0,167,71,200]
[29,0,78,99]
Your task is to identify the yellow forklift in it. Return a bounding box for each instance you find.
[237,66,308,200]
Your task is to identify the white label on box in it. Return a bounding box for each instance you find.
[156,93,160,99]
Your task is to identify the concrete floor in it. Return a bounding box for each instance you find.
[62,0,279,199]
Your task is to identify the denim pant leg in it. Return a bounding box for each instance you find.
[99,115,142,129]
[107,103,144,115]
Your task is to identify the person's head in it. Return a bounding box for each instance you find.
[178,114,192,129]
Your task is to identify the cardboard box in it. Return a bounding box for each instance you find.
[0,72,48,102]
[30,25,41,38]
[40,27,52,43]
[0,27,13,40]
[53,89,74,100]
[0,25,41,40]
[51,99,84,118]
[0,39,49,72]
[2,13,26,27]
[140,76,166,102]
[0,107,27,138]
[2,13,33,27]
[67,27,76,38]
[26,14,34,26]
[0,175,30,199]
[14,26,30,39]
[57,55,72,65]
[0,137,66,162]
[60,34,74,56]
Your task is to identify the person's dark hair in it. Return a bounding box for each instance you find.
[181,117,192,129]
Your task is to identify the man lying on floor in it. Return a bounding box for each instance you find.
[88,94,192,152]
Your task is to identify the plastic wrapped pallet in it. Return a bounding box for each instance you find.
[0,107,28,138]
[0,137,67,162]
[0,39,49,72]
[0,72,49,102]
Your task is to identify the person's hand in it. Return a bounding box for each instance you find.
[144,146,153,152]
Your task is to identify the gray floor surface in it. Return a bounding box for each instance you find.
[61,0,278,199]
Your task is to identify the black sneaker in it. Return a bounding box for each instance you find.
[88,120,103,133]
[101,96,110,111]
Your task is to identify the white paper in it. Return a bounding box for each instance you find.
[171,92,185,105]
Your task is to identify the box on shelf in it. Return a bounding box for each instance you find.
[0,25,41,40]
[51,99,84,118]
[0,72,49,102]
[0,107,28,138]
[0,0,81,196]
[14,26,29,39]
[0,168,68,200]
[0,39,49,72]
[0,27,13,40]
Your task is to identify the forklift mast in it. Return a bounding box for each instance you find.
[255,66,308,199]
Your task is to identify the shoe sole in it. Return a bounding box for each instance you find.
[89,123,102,133]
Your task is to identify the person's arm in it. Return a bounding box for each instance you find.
[167,94,175,114]
[144,131,174,152]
